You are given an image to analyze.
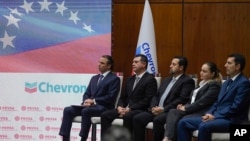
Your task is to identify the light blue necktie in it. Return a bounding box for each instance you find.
[159,78,176,107]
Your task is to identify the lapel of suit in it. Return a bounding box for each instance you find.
[132,74,143,92]
[168,74,184,96]
[127,75,136,96]
[95,72,110,92]
[217,82,227,102]
[195,83,208,100]
[159,78,172,100]
[131,73,148,95]
[218,75,241,102]
[90,75,101,98]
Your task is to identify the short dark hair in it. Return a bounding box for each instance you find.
[135,54,148,69]
[228,53,246,71]
[102,55,114,70]
[173,56,188,72]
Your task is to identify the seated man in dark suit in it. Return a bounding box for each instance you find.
[59,55,120,141]
[133,56,195,141]
[178,53,250,141]
[100,54,158,137]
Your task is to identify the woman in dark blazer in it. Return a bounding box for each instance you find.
[162,62,222,141]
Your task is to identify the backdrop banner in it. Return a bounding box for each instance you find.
[0,1,110,140]
[0,73,101,141]
[0,0,111,73]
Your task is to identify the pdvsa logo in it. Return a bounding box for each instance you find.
[0,126,15,131]
[39,116,57,122]
[0,106,16,111]
[45,126,60,132]
[0,134,9,140]
[0,117,10,122]
[21,106,41,112]
[46,106,63,112]
[14,134,33,140]
[15,116,34,122]
[39,134,57,140]
[25,82,86,94]
[21,125,40,131]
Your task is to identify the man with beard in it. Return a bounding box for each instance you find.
[133,56,195,141]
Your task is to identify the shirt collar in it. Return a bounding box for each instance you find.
[199,80,209,87]
[100,71,110,78]
[173,73,183,80]
[231,73,241,81]
[136,71,147,78]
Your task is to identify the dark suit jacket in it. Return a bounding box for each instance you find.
[184,80,221,114]
[82,72,120,110]
[207,73,250,122]
[117,72,157,111]
[150,74,195,112]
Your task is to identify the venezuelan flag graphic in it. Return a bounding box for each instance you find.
[0,0,111,73]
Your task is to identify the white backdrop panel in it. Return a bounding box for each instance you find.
[0,73,99,141]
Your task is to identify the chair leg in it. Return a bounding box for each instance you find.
[91,123,97,141]
[145,129,153,141]
[192,137,198,141]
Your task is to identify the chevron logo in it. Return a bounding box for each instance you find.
[25,82,37,93]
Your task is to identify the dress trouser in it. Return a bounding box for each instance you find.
[101,109,143,138]
[153,113,168,141]
[133,111,167,141]
[164,109,186,141]
[133,111,154,141]
[177,116,230,141]
[59,105,105,141]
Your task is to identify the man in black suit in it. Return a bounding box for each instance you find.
[133,56,195,141]
[59,55,120,141]
[100,54,158,137]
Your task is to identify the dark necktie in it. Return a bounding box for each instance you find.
[226,79,233,90]
[97,74,104,86]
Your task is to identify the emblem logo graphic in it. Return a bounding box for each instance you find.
[25,82,37,93]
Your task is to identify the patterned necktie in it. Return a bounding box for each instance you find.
[159,78,176,107]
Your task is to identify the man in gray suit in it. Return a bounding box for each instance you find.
[59,55,120,141]
[100,54,158,137]
[133,56,195,141]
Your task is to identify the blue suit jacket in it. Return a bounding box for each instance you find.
[82,72,120,110]
[207,73,250,122]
